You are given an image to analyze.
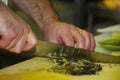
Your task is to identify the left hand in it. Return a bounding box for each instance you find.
[42,21,95,51]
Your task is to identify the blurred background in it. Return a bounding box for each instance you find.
[51,0,120,35]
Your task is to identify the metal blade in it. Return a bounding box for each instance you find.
[35,40,120,63]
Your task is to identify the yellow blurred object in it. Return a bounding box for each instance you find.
[0,71,73,80]
[54,5,64,12]
[111,32,120,40]
[102,0,120,9]
[111,51,120,56]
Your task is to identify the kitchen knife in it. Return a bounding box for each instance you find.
[0,40,119,63]
[34,40,120,64]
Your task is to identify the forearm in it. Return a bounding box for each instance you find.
[12,0,60,29]
[0,1,15,23]
[0,1,9,16]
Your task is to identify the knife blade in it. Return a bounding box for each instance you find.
[35,40,120,63]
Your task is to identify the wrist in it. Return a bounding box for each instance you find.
[41,18,59,28]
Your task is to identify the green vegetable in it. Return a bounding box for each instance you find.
[111,32,120,40]
[99,32,120,51]
[47,52,102,75]
[101,45,120,51]
[99,39,120,45]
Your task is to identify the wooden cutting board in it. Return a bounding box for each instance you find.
[0,57,119,80]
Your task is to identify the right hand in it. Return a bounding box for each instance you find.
[43,21,95,51]
[0,7,38,53]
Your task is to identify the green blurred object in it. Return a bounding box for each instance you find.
[98,32,120,52]
[111,52,120,56]
[111,32,120,40]
[99,39,120,45]
[101,45,120,51]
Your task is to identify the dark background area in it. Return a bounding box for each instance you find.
[51,0,120,34]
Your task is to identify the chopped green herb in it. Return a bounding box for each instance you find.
[47,52,102,75]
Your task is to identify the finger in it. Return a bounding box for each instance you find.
[9,36,27,53]
[23,30,38,51]
[0,37,11,48]
[90,34,96,51]
[72,28,85,49]
[44,31,62,44]
[80,30,91,50]
[8,31,37,53]
[0,35,16,49]
[6,32,22,50]
[47,36,63,44]
[8,29,29,53]
[60,29,74,47]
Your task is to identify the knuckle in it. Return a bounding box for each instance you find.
[0,45,6,49]
[84,32,91,37]
[7,32,17,40]
[66,41,74,47]
[89,32,93,36]
[79,36,85,43]
[24,27,30,33]
[34,40,38,45]
[0,42,8,48]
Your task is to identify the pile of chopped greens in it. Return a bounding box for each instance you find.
[46,52,102,75]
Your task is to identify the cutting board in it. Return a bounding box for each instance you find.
[0,57,120,80]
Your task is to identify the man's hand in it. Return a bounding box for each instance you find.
[43,21,95,51]
[0,2,38,53]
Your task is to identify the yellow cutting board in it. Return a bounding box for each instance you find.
[0,57,120,80]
